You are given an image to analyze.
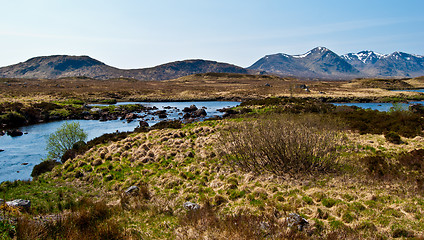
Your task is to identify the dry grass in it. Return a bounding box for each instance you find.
[3,98,424,239]
[32,116,422,239]
[2,74,423,104]
[14,198,124,240]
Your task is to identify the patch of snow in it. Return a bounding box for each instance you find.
[374,52,386,58]
[293,51,311,58]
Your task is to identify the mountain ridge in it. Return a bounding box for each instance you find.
[249,47,424,79]
[248,47,363,79]
[1,47,424,80]
[0,55,253,81]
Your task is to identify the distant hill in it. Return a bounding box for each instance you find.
[249,47,424,79]
[0,55,254,80]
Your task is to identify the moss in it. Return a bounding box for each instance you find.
[342,212,355,223]
[322,198,338,208]
[302,196,314,205]
[227,189,246,200]
[49,108,71,117]
[329,220,345,230]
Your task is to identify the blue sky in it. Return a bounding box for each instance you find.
[1,0,423,68]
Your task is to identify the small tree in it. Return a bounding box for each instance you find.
[46,122,87,162]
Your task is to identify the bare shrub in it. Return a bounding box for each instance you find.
[221,114,343,175]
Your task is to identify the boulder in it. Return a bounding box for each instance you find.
[193,109,207,118]
[125,113,137,120]
[139,121,149,128]
[6,199,31,210]
[287,213,309,231]
[183,105,198,113]
[125,185,139,195]
[7,129,23,137]
[183,201,200,211]
[0,149,4,152]
[154,110,167,115]
[90,108,101,112]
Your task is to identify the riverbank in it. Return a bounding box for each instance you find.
[0,101,239,182]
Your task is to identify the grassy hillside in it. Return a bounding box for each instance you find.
[1,99,424,239]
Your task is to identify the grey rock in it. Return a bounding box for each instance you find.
[183,201,200,211]
[194,109,207,117]
[6,199,31,210]
[125,186,139,195]
[139,120,149,128]
[125,113,137,120]
[183,105,198,113]
[287,213,309,231]
[7,129,23,137]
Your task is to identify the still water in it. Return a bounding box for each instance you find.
[0,101,239,183]
[332,101,424,112]
[391,89,424,93]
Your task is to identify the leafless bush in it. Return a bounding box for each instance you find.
[221,114,343,175]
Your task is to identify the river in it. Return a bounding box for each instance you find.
[0,101,239,183]
[332,101,424,112]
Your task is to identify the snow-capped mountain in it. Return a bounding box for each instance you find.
[1,47,423,80]
[341,51,385,65]
[341,51,424,77]
[249,47,362,79]
[249,47,424,79]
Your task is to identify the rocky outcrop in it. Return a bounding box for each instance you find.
[182,105,207,119]
[183,201,200,211]
[125,186,139,195]
[6,199,31,211]
[183,105,198,113]
[286,213,309,231]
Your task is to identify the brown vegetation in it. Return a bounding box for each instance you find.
[1,74,423,104]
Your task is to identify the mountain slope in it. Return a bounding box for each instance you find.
[341,51,424,77]
[0,56,253,80]
[249,47,362,79]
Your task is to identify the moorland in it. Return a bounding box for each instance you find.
[1,74,424,239]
